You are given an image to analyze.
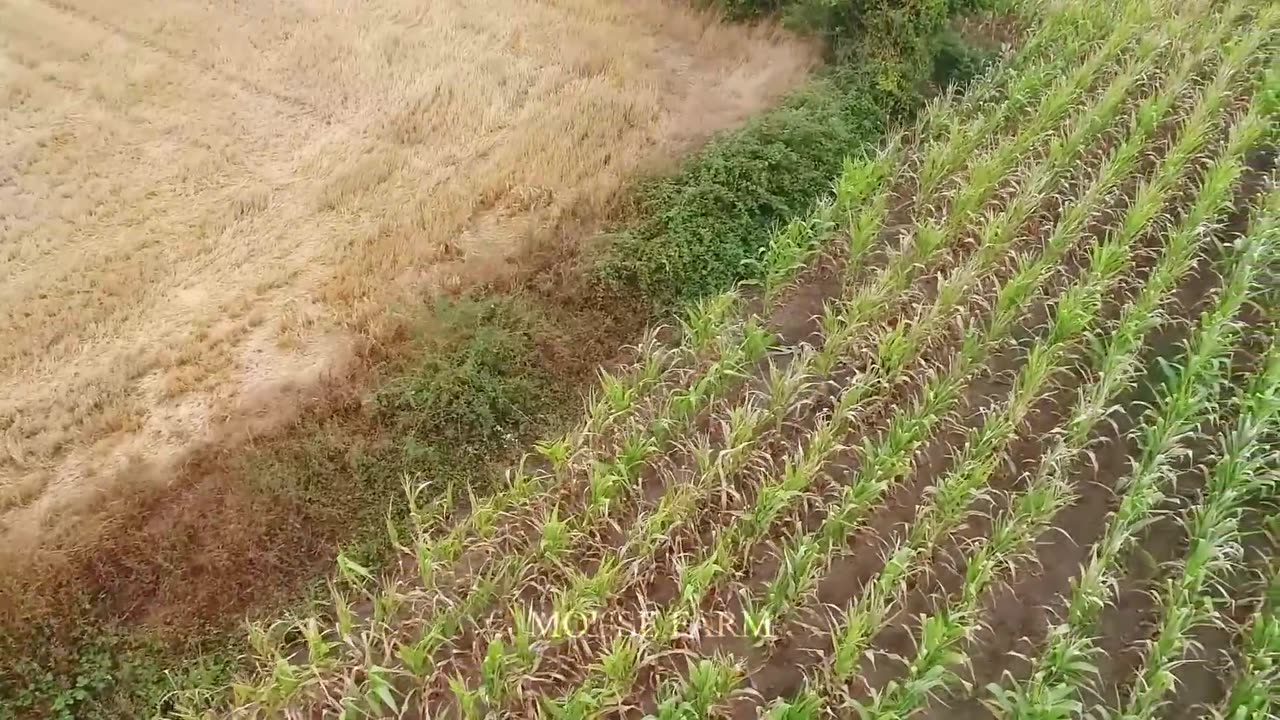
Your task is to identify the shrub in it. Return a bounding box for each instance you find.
[600,70,890,306]
[931,27,998,89]
[600,0,994,308]
[377,299,550,453]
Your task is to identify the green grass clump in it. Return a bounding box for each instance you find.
[932,27,998,88]
[377,298,551,456]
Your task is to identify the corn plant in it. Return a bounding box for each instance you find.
[648,656,746,720]
[745,143,898,304]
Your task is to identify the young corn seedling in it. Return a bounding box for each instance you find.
[480,637,518,710]
[679,293,739,358]
[538,505,575,564]
[597,634,642,706]
[649,656,746,720]
[761,355,813,431]
[762,685,825,720]
[836,142,903,279]
[747,135,903,304]
[746,203,836,305]
[538,687,608,720]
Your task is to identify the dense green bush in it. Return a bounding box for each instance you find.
[931,27,998,89]
[601,0,992,307]
[377,299,549,453]
[601,67,896,305]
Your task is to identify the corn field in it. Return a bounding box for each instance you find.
[197,0,1280,717]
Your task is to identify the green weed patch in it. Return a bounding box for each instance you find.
[600,0,996,307]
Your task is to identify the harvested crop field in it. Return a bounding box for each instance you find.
[217,0,1280,717]
[0,0,814,553]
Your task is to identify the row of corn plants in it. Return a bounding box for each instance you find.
[424,289,739,552]
[746,0,1148,304]
[847,75,1275,720]
[381,0,1129,651]
[810,80,1226,718]
[295,310,780,717]
[763,81,1266,718]
[340,196,890,712]
[684,3,1227,707]
[578,4,1269,712]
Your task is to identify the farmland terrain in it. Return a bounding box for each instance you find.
[0,0,812,561]
[214,0,1280,717]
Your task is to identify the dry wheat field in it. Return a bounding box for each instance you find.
[214,0,1280,717]
[0,0,813,556]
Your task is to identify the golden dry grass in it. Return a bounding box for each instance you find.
[0,0,813,553]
